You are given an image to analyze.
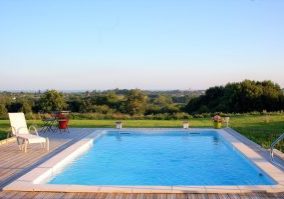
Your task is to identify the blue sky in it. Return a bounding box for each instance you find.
[0,0,283,90]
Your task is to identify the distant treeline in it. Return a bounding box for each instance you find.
[0,80,283,119]
[185,80,284,114]
[0,89,197,119]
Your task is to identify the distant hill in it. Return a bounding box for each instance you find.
[91,89,205,104]
[96,89,205,97]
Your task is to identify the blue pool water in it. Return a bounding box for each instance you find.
[48,130,275,186]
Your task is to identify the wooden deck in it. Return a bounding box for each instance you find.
[0,128,93,188]
[0,128,284,198]
[0,192,284,199]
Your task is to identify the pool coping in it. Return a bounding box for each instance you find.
[3,128,284,193]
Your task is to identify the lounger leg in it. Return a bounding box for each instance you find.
[21,139,25,151]
[24,140,28,153]
[46,138,49,151]
[17,137,22,150]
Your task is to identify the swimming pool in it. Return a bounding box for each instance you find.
[5,128,284,193]
[48,130,275,186]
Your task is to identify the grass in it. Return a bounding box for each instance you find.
[230,115,284,151]
[1,115,284,151]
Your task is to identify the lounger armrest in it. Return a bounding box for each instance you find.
[29,125,39,136]
[10,126,18,136]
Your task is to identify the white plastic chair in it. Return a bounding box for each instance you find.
[8,113,49,152]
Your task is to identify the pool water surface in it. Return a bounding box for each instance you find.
[48,130,275,186]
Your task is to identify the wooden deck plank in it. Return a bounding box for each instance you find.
[136,193,147,199]
[227,193,241,199]
[18,191,41,199]
[7,191,33,199]
[207,194,220,199]
[217,194,231,199]
[0,191,19,199]
[55,192,78,199]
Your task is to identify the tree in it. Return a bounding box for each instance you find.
[67,97,82,112]
[0,103,7,116]
[184,80,284,114]
[123,89,147,115]
[12,98,33,114]
[21,100,33,113]
[153,95,173,106]
[152,95,180,114]
[95,92,122,110]
[184,86,226,114]
[38,90,67,112]
[7,102,21,112]
[93,105,114,114]
[260,81,282,111]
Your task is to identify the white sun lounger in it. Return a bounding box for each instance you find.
[8,112,49,152]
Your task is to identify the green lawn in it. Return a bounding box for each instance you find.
[1,115,284,151]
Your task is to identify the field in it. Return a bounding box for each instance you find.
[1,115,284,151]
